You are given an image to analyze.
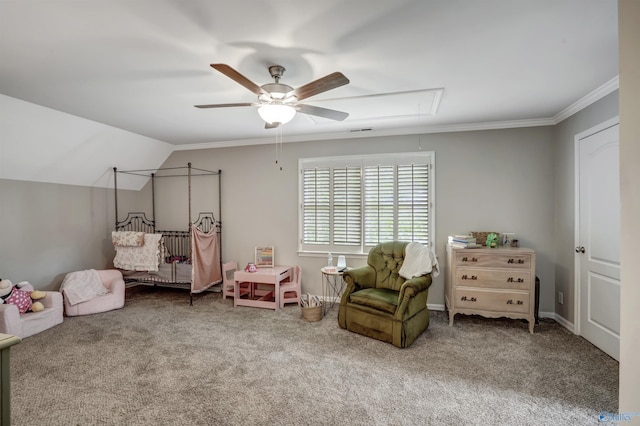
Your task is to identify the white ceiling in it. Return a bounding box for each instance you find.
[0,0,619,148]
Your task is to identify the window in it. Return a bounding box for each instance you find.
[299,152,434,254]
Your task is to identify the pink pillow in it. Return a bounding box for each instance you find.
[5,288,33,314]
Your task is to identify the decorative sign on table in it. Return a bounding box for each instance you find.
[254,246,274,268]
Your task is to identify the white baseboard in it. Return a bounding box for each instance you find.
[539,311,575,333]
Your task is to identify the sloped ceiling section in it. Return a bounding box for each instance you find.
[0,94,173,190]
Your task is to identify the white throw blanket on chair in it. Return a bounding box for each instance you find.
[60,269,109,305]
[399,242,440,279]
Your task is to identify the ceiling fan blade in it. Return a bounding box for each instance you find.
[194,103,256,109]
[289,72,350,102]
[297,104,349,121]
[210,64,268,96]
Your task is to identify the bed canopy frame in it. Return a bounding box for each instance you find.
[112,163,222,305]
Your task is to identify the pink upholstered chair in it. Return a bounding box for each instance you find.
[0,283,63,338]
[279,266,302,309]
[63,269,125,316]
[221,262,252,300]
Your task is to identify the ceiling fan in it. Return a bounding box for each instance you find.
[195,64,350,128]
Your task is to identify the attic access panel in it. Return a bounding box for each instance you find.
[304,88,443,124]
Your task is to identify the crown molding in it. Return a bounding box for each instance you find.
[172,118,555,151]
[173,77,620,152]
[553,76,619,124]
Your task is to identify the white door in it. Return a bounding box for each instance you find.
[577,121,620,361]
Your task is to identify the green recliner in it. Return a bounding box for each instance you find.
[338,241,432,348]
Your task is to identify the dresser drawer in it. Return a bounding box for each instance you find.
[454,252,532,270]
[454,268,530,290]
[454,289,530,314]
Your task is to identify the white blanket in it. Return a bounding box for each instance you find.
[60,269,109,305]
[399,242,440,279]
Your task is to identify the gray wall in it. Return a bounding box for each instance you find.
[2,113,620,319]
[551,90,619,325]
[0,178,139,290]
[158,126,556,311]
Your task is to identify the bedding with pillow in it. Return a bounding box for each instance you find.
[112,231,145,247]
[114,233,163,271]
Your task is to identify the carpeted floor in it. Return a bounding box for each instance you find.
[10,286,618,425]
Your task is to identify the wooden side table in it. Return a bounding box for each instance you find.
[0,333,21,425]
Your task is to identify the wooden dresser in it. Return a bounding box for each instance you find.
[445,245,536,333]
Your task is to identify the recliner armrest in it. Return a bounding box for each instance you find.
[394,274,432,319]
[398,275,432,298]
[340,266,376,306]
[342,266,375,297]
[343,266,376,290]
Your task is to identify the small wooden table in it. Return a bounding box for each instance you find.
[234,266,292,311]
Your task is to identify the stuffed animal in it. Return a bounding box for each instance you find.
[486,233,499,248]
[0,278,46,313]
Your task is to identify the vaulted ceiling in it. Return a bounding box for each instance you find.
[0,0,619,149]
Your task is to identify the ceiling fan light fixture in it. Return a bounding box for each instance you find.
[258,104,296,125]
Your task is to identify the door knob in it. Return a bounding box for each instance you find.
[575,246,585,253]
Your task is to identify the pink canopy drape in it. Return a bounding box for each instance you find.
[190,225,221,293]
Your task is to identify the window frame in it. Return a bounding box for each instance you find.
[298,151,435,256]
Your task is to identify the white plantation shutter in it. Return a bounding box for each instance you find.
[364,165,394,245]
[397,164,429,243]
[302,168,330,244]
[299,152,433,253]
[333,166,362,245]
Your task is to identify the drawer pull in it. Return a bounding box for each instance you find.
[461,257,479,263]
[460,296,477,302]
[461,274,478,281]
[506,277,525,283]
[507,258,526,264]
[506,299,524,305]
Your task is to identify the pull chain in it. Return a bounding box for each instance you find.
[275,125,283,171]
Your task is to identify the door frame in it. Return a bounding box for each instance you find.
[573,116,619,335]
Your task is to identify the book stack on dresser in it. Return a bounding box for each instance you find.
[447,235,481,249]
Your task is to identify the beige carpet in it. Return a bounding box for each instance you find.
[10,286,618,425]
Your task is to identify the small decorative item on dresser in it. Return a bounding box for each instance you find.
[502,233,516,247]
[485,233,499,248]
[471,231,500,246]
